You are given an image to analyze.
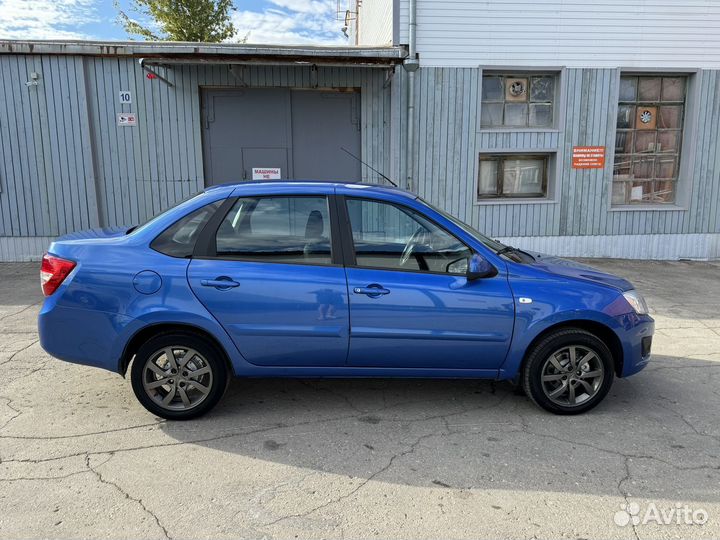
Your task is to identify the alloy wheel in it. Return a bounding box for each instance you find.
[142,346,214,411]
[540,345,605,407]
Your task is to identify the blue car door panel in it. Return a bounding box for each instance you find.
[187,194,349,367]
[341,196,515,370]
[345,268,514,369]
[188,260,349,366]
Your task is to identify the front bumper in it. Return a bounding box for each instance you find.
[616,313,654,377]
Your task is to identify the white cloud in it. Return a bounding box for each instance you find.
[0,0,98,39]
[232,0,347,46]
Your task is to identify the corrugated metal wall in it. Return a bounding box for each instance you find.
[398,0,720,68]
[357,0,394,46]
[0,55,392,241]
[1,54,719,260]
[409,67,720,239]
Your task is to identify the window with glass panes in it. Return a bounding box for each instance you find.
[481,74,556,128]
[613,75,687,205]
[478,155,549,199]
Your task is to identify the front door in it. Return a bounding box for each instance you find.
[187,194,348,366]
[342,197,515,370]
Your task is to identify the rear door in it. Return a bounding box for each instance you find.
[187,193,349,366]
[341,196,515,371]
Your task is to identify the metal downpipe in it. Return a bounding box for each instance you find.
[403,0,419,191]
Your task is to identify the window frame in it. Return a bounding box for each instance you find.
[338,195,477,277]
[608,68,699,212]
[477,154,550,200]
[480,71,560,130]
[193,194,344,267]
[611,73,688,207]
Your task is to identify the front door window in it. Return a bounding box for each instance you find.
[346,198,472,274]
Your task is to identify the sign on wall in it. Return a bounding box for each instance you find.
[252,167,281,180]
[572,146,606,169]
[119,90,132,104]
[117,113,137,127]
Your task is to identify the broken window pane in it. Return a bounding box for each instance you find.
[530,76,554,101]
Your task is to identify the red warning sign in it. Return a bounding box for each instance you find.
[572,146,606,169]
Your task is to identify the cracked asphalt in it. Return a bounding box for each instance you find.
[1,259,719,539]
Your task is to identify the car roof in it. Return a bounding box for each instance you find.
[205,180,418,200]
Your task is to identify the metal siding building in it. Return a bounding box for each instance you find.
[386,0,720,259]
[0,43,401,260]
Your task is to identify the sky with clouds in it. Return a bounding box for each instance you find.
[0,0,349,45]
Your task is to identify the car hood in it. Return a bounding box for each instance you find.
[524,251,634,291]
[54,226,130,242]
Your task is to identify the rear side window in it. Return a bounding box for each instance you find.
[151,201,222,258]
[215,196,332,265]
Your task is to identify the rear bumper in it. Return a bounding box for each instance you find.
[616,313,654,377]
[38,298,131,373]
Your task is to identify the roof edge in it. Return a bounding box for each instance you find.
[0,40,407,63]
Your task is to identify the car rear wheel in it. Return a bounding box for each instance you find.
[130,333,228,420]
[522,328,614,415]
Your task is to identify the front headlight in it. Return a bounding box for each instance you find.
[623,290,649,315]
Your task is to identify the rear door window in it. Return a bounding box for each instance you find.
[214,196,333,265]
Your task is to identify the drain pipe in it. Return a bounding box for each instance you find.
[403,0,419,191]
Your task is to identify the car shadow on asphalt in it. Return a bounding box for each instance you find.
[155,354,720,498]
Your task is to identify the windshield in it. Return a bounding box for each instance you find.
[417,198,507,251]
[417,198,535,264]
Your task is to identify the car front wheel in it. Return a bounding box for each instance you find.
[522,328,614,415]
[130,333,228,420]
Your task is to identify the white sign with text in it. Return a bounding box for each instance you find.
[252,167,281,180]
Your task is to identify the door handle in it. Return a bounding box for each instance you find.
[201,277,240,289]
[353,284,390,297]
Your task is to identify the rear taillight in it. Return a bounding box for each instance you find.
[41,253,76,296]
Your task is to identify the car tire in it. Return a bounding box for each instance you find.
[130,333,228,420]
[522,328,614,415]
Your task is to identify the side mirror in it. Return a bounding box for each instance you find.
[467,253,497,280]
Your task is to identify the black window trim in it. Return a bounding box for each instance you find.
[193,193,344,268]
[338,195,485,277]
[150,199,225,259]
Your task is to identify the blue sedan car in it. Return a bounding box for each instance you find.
[38,182,654,419]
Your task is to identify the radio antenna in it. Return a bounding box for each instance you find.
[340,147,398,187]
